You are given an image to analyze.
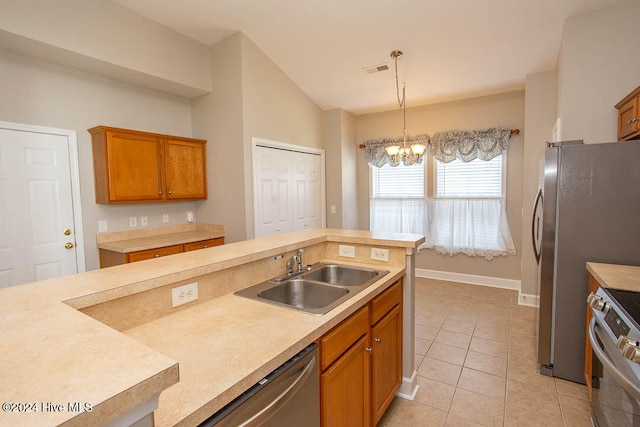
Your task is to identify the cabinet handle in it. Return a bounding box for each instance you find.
[628,118,639,124]
[168,190,172,195]
[375,338,382,343]
[158,191,162,195]
[155,254,160,258]
[365,347,373,353]
[203,245,208,248]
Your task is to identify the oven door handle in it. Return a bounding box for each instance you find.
[589,317,640,401]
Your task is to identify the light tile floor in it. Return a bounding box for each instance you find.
[380,278,592,427]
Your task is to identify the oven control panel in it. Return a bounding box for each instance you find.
[604,308,631,339]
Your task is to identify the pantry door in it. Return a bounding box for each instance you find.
[253,138,325,238]
[0,121,85,287]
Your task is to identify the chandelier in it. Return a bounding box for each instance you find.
[384,50,426,163]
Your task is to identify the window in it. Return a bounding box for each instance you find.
[371,163,424,198]
[430,154,515,259]
[436,155,503,198]
[370,163,426,237]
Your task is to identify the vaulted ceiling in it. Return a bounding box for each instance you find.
[112,0,623,114]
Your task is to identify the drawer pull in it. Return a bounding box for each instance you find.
[375,338,382,343]
[155,254,160,258]
[365,347,373,353]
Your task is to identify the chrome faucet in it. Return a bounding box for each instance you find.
[294,249,304,273]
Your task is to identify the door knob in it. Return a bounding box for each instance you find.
[63,229,72,236]
[64,242,74,249]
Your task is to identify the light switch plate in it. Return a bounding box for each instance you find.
[140,216,148,226]
[172,282,198,307]
[371,247,389,262]
[98,220,108,232]
[338,244,355,258]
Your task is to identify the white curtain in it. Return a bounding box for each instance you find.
[370,199,429,249]
[427,198,516,260]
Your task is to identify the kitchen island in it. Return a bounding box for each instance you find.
[0,229,423,426]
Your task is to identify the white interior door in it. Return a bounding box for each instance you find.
[293,151,321,231]
[253,138,325,239]
[254,145,294,238]
[0,122,85,287]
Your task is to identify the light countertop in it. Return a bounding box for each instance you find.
[587,262,640,292]
[0,228,423,426]
[96,223,225,253]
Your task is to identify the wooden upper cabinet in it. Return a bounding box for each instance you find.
[165,138,207,200]
[89,126,207,204]
[615,86,640,141]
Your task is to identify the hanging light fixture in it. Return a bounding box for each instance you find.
[385,50,426,163]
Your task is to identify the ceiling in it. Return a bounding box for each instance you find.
[111,0,622,115]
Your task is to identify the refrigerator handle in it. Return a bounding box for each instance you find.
[532,188,543,264]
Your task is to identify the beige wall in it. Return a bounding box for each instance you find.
[520,71,556,297]
[239,34,325,239]
[0,50,197,271]
[557,0,640,144]
[191,34,246,243]
[324,109,359,229]
[357,91,525,280]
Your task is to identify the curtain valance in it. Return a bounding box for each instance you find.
[364,134,430,167]
[429,127,512,163]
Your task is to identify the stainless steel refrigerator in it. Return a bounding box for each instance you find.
[536,140,640,384]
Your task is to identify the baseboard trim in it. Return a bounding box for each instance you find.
[396,370,419,401]
[416,268,520,290]
[518,293,540,307]
[416,268,539,307]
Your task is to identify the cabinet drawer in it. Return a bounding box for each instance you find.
[370,279,402,326]
[320,305,369,371]
[183,237,224,252]
[126,244,183,262]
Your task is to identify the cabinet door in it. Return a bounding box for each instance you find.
[164,138,207,200]
[618,97,639,140]
[106,131,163,202]
[371,305,402,425]
[321,334,370,427]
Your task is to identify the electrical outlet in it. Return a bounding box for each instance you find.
[140,216,148,226]
[172,282,198,307]
[98,220,108,232]
[129,217,137,227]
[162,213,169,224]
[371,247,389,262]
[330,205,337,214]
[338,244,355,258]
[186,211,194,223]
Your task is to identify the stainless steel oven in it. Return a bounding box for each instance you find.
[588,288,640,426]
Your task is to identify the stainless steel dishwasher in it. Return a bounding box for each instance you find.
[199,343,320,427]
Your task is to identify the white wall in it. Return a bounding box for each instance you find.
[0,50,197,270]
[557,0,640,144]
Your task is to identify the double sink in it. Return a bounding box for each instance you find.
[235,262,389,315]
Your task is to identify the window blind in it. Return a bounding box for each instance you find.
[436,155,503,198]
[371,163,424,198]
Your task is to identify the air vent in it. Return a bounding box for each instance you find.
[363,63,389,74]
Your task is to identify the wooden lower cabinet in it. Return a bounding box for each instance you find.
[321,334,371,427]
[319,279,403,426]
[99,237,224,268]
[371,304,402,424]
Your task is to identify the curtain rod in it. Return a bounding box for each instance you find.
[357,128,520,149]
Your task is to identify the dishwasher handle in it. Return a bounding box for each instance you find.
[236,354,317,426]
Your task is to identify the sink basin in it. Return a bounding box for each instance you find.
[258,280,349,310]
[301,264,380,286]
[234,262,389,315]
